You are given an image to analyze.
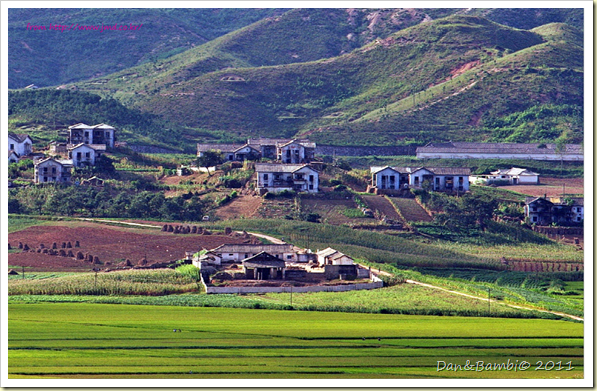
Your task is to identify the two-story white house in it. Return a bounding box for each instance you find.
[68,123,115,148]
[255,163,319,194]
[370,166,470,193]
[34,157,73,184]
[277,140,316,164]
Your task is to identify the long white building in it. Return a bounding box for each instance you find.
[416,142,583,162]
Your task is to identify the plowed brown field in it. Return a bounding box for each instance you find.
[8,222,250,271]
[501,177,583,197]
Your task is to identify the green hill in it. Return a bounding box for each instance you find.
[8,8,285,88]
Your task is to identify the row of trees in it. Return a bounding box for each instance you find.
[8,185,207,221]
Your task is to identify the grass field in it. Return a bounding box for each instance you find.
[8,303,583,380]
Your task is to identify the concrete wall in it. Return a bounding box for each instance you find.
[204,281,383,294]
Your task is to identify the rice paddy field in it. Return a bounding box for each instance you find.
[8,303,584,381]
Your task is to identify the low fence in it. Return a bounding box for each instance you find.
[532,226,583,235]
[201,273,383,294]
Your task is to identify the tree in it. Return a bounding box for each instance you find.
[196,150,223,176]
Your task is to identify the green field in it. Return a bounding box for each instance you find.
[8,303,583,379]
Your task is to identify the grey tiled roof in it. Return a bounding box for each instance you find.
[255,163,317,173]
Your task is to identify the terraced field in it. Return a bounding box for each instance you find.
[388,197,433,222]
[8,303,584,380]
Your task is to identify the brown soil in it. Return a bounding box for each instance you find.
[8,222,251,271]
[300,198,367,225]
[215,195,263,220]
[361,195,402,222]
[500,177,583,197]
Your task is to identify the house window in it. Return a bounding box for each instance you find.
[532,216,537,222]
[245,253,249,258]
[52,167,56,174]
[86,152,90,158]
[77,152,82,160]
[10,144,14,150]
[287,255,292,260]
[309,184,313,190]
[229,254,233,257]
[309,175,314,182]
[264,174,269,181]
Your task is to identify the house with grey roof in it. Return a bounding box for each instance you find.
[524,196,583,226]
[255,163,319,194]
[416,142,583,161]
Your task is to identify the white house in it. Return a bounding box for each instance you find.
[471,167,540,185]
[277,140,316,164]
[34,157,73,184]
[416,142,583,162]
[68,123,115,148]
[316,247,354,266]
[255,163,319,194]
[68,143,104,167]
[8,133,33,157]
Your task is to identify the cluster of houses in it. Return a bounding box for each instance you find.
[192,243,365,281]
[198,138,321,194]
[9,124,116,184]
[525,196,584,225]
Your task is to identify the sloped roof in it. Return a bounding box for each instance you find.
[242,252,286,268]
[8,133,31,143]
[255,163,318,173]
[491,167,539,176]
[197,143,244,153]
[417,142,583,155]
[316,247,339,258]
[212,243,295,254]
[524,197,554,206]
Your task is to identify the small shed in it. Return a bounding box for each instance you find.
[242,252,286,280]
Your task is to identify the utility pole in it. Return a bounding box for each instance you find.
[290,285,293,307]
[487,288,491,314]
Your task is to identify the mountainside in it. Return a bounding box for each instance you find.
[8,9,584,149]
[76,15,584,146]
[8,8,285,88]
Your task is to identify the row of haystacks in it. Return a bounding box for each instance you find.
[161,224,211,235]
[9,241,80,251]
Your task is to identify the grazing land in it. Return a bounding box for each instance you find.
[8,303,583,379]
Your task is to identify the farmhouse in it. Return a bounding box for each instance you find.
[255,163,319,194]
[470,167,540,185]
[34,157,73,184]
[370,166,470,193]
[68,123,115,148]
[193,243,306,266]
[524,196,583,225]
[416,142,583,162]
[8,133,33,159]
